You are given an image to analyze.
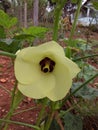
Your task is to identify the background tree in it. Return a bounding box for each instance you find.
[24,0,27,28]
[33,0,39,26]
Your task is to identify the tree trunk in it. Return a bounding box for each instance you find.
[33,0,39,26]
[24,0,27,28]
[17,1,23,27]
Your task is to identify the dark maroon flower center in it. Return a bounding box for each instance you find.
[39,57,55,73]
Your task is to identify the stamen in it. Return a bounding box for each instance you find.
[43,64,50,73]
[39,57,55,73]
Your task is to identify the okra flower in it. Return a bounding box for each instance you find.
[14,41,80,101]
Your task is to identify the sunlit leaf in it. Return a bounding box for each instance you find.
[7,17,18,28]
[92,2,98,10]
[0,26,6,38]
[0,38,22,53]
[0,10,17,29]
[71,0,78,4]
[14,34,35,40]
[22,26,48,38]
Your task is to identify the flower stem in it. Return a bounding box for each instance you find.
[69,0,82,45]
[44,101,57,130]
[2,81,17,130]
[0,119,40,130]
[53,0,67,41]
[0,51,16,59]
[53,7,61,41]
[44,111,55,130]
[36,99,48,127]
[65,0,82,58]
[3,81,24,130]
[73,54,98,61]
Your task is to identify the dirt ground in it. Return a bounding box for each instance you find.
[0,27,98,130]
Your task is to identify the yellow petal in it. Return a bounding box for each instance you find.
[37,41,65,57]
[46,62,72,101]
[14,41,66,84]
[18,73,55,99]
[50,53,80,79]
[16,41,65,64]
[18,83,45,99]
[63,56,80,79]
[14,40,80,101]
[15,57,41,84]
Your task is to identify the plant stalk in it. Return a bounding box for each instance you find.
[36,99,49,127]
[0,51,16,59]
[0,119,40,130]
[53,0,67,41]
[3,81,24,130]
[73,54,98,61]
[44,111,55,130]
[3,81,17,130]
[69,0,82,45]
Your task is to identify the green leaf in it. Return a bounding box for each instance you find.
[64,38,86,47]
[92,2,98,10]
[0,26,6,38]
[0,38,22,53]
[78,62,97,81]
[12,90,24,110]
[64,38,91,52]
[0,10,17,29]
[71,82,98,100]
[63,112,83,130]
[65,47,71,58]
[7,17,18,29]
[14,34,35,41]
[22,26,48,39]
[76,43,91,51]
[0,10,9,27]
[71,0,78,4]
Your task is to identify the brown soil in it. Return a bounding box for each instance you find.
[0,56,41,130]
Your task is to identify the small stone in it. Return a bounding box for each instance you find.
[0,78,7,83]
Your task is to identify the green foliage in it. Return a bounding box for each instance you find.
[64,38,92,52]
[92,1,98,10]
[12,90,24,110]
[0,10,18,29]
[76,43,92,51]
[64,38,86,50]
[71,82,98,100]
[78,62,97,80]
[0,26,6,38]
[62,112,83,130]
[22,26,48,39]
[71,0,78,4]
[0,38,22,53]
[0,11,49,53]
[77,100,98,116]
